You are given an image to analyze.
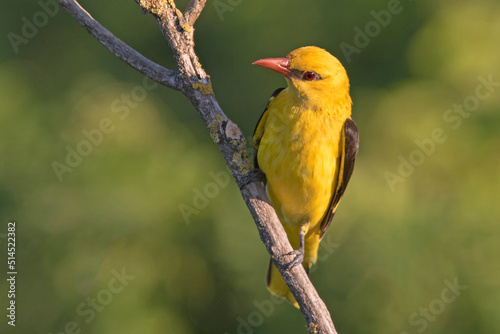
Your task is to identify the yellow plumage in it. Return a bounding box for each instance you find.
[253,46,358,307]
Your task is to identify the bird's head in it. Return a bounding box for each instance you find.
[253,46,350,107]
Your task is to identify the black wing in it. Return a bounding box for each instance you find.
[319,118,359,239]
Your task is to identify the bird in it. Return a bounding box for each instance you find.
[252,46,359,308]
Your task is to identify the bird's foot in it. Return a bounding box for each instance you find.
[239,168,265,190]
[283,249,305,271]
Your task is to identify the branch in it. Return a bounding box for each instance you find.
[56,0,180,89]
[55,1,338,333]
[184,0,207,26]
[136,0,205,80]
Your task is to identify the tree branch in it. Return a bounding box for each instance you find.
[55,1,338,333]
[56,0,180,89]
[184,0,207,26]
[136,0,205,80]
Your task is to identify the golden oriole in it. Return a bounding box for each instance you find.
[252,46,359,308]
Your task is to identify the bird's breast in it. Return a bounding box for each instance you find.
[258,107,344,227]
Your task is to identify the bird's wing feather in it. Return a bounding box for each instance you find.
[319,118,359,239]
[253,88,285,169]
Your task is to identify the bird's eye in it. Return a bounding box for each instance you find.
[303,71,317,81]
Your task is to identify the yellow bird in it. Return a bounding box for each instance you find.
[252,46,359,307]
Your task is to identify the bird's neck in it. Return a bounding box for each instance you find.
[283,86,352,121]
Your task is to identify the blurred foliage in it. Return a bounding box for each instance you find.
[0,0,499,333]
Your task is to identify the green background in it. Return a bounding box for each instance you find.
[1,0,499,333]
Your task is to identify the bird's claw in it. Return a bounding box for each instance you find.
[283,249,305,271]
[239,168,265,189]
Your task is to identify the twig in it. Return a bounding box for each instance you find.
[56,0,179,89]
[184,0,207,26]
[55,1,338,333]
[136,0,205,80]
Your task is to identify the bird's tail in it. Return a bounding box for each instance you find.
[266,259,310,309]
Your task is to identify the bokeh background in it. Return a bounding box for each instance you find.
[1,0,499,333]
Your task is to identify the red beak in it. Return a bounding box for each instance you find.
[252,57,291,77]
